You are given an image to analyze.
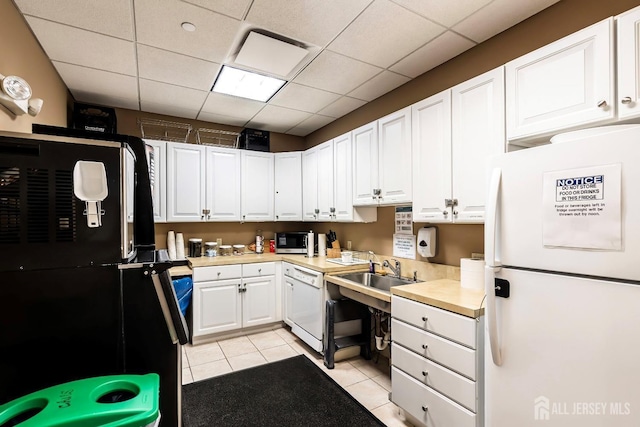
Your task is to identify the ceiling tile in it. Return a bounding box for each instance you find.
[53,61,138,102]
[286,114,336,136]
[197,111,248,127]
[390,31,476,78]
[348,71,410,102]
[137,45,220,91]
[135,0,241,62]
[201,92,265,120]
[246,105,312,133]
[25,17,136,75]
[390,0,492,27]
[454,0,561,43]
[293,50,381,95]
[270,83,341,113]
[15,0,134,39]
[182,0,252,19]
[328,0,445,68]
[139,79,209,113]
[318,97,367,118]
[245,0,373,46]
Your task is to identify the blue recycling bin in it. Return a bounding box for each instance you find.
[172,276,192,316]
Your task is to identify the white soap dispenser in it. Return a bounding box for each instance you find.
[417,227,436,258]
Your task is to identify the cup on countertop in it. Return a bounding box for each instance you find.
[188,238,202,257]
[341,251,353,263]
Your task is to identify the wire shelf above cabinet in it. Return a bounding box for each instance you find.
[195,128,240,149]
[138,118,192,143]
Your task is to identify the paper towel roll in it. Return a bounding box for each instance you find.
[167,231,177,260]
[307,231,314,258]
[176,233,185,259]
[460,258,484,290]
[318,234,327,257]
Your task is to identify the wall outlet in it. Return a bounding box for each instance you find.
[347,240,352,250]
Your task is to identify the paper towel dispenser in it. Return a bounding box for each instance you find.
[417,227,436,258]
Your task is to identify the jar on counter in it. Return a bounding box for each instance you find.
[219,245,232,256]
[233,244,245,256]
[204,242,217,257]
[188,238,202,257]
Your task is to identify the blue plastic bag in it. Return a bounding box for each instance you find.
[172,276,193,317]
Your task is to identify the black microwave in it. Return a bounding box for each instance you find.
[275,232,308,254]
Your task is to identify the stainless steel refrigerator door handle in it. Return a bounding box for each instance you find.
[151,272,179,345]
[485,168,503,366]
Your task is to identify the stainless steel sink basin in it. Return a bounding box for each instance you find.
[337,272,414,292]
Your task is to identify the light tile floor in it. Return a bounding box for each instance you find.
[182,326,413,426]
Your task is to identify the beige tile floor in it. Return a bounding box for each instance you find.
[181,326,413,427]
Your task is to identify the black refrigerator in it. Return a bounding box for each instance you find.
[0,129,189,426]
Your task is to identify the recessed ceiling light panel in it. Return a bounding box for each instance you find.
[212,66,286,102]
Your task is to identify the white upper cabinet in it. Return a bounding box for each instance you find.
[274,152,302,221]
[451,67,505,223]
[377,107,412,205]
[411,91,452,223]
[412,67,504,224]
[166,142,206,222]
[241,151,274,222]
[506,18,614,143]
[316,140,335,220]
[302,147,319,221]
[617,6,640,120]
[206,147,241,221]
[352,122,379,206]
[143,139,166,222]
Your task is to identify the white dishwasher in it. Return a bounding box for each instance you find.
[283,262,324,352]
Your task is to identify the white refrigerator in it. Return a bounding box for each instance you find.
[484,125,640,427]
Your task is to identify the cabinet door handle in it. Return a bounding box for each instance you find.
[443,210,448,216]
[597,99,607,108]
[453,210,458,215]
[422,344,428,350]
[422,371,428,377]
[422,406,428,412]
[421,316,428,322]
[258,268,262,273]
[621,96,633,105]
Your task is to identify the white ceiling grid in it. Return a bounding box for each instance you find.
[13,0,560,137]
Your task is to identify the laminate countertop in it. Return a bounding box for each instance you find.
[391,279,485,318]
[170,253,369,275]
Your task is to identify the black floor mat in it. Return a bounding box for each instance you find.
[182,355,385,427]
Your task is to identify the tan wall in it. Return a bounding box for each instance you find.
[114,107,305,153]
[305,0,640,147]
[0,1,70,132]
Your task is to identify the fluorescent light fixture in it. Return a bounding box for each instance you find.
[212,66,286,102]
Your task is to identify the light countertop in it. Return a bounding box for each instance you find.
[391,279,485,318]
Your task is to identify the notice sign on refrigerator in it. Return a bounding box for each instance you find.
[542,163,622,250]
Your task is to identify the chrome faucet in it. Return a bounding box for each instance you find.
[382,259,401,278]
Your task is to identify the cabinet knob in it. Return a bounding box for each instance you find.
[453,210,458,215]
[443,210,448,216]
[258,268,262,273]
[421,316,428,322]
[422,406,428,412]
[276,215,279,219]
[621,96,633,105]
[422,371,428,377]
[597,99,607,108]
[422,344,428,350]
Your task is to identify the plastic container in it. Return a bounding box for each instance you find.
[0,374,160,427]
[188,238,202,257]
[204,242,217,257]
[341,251,353,263]
[219,245,232,256]
[233,244,245,255]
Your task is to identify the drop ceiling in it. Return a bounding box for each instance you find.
[14,0,560,137]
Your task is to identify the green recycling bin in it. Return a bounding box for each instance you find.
[0,373,160,427]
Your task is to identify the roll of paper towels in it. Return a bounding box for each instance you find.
[167,231,177,260]
[307,231,314,258]
[318,234,327,257]
[460,258,484,290]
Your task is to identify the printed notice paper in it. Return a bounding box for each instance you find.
[542,164,622,250]
[393,234,416,259]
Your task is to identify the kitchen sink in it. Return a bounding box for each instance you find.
[337,272,415,292]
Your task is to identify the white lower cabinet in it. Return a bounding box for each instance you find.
[192,262,278,338]
[391,295,484,427]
